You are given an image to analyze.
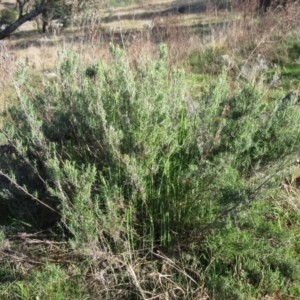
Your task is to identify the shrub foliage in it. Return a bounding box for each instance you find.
[1,45,300,298]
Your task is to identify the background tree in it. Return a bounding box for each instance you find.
[0,0,96,40]
[0,8,18,26]
[258,0,299,13]
[35,0,73,33]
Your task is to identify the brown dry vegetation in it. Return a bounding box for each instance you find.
[0,0,298,83]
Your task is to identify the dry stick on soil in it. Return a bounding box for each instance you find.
[153,250,199,286]
[0,254,44,265]
[127,263,148,300]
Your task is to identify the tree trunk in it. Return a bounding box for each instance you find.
[0,1,45,40]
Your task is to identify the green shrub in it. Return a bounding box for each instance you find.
[0,8,17,25]
[2,44,300,298]
[189,47,226,74]
[202,200,300,298]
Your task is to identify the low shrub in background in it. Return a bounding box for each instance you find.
[0,8,17,25]
[1,44,300,299]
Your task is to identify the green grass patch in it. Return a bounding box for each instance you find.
[0,262,86,300]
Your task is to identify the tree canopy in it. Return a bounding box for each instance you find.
[0,0,93,40]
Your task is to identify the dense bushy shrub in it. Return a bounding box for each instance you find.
[1,44,300,298]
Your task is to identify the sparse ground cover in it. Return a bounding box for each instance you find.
[1,0,300,299]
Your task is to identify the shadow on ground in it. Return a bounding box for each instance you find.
[102,1,207,23]
[9,20,220,51]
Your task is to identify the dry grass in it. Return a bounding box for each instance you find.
[0,0,299,111]
[0,40,15,111]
